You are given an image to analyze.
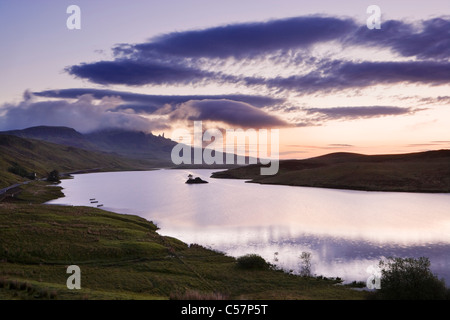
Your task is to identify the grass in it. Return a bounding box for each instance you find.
[2,180,65,204]
[0,198,368,300]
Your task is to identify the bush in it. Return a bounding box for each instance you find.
[375,257,449,300]
[47,170,60,183]
[8,163,29,178]
[236,254,270,270]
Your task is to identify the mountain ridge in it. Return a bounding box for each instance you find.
[0,126,248,169]
[1,126,176,162]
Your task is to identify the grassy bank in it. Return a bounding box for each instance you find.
[0,182,367,300]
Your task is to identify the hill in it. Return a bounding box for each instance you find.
[85,128,176,161]
[1,126,245,169]
[0,134,160,189]
[1,126,176,162]
[2,126,95,150]
[211,150,450,193]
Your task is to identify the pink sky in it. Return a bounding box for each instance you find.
[0,0,449,159]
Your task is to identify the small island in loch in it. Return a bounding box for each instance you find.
[185,174,208,184]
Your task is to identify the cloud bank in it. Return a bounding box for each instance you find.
[65,15,450,94]
[169,99,289,128]
[0,90,288,132]
[0,92,166,133]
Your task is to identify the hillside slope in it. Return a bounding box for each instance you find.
[85,128,176,161]
[1,126,244,169]
[0,134,159,189]
[1,126,176,162]
[211,150,450,192]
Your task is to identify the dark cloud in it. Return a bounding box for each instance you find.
[66,15,450,93]
[248,60,450,94]
[350,18,450,60]
[418,96,450,105]
[116,16,450,62]
[34,89,284,112]
[66,60,216,86]
[68,16,356,86]
[0,93,167,133]
[118,16,356,60]
[169,99,289,128]
[70,59,450,94]
[304,106,420,121]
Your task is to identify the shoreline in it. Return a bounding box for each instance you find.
[0,181,369,300]
[238,178,450,194]
[43,170,450,285]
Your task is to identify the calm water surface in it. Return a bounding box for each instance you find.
[47,169,450,284]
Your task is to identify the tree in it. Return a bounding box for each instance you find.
[376,257,449,300]
[47,170,60,183]
[299,252,312,277]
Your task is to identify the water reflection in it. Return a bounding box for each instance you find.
[47,169,450,283]
[159,225,450,283]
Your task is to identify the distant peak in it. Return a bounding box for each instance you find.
[23,125,79,132]
[309,152,365,160]
[1,125,83,136]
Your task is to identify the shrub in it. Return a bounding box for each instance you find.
[236,254,270,270]
[376,257,449,300]
[47,170,60,183]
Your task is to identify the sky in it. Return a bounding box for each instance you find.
[0,0,449,159]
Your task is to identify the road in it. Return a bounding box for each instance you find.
[0,181,33,194]
[0,167,103,201]
[0,180,33,201]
